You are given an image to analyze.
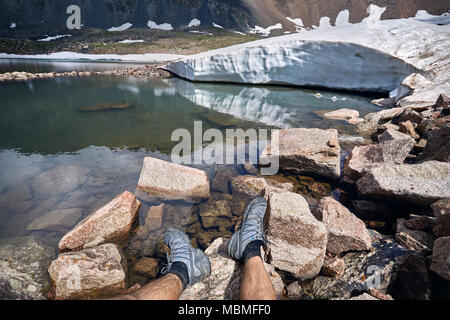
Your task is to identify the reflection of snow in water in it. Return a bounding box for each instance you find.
[164,78,378,129]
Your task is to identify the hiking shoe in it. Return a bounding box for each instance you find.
[227,197,268,261]
[162,228,211,286]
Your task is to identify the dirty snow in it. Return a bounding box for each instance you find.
[107,23,133,32]
[147,20,174,31]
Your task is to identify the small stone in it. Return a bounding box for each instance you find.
[399,120,420,139]
[367,288,393,300]
[321,256,345,277]
[286,281,302,300]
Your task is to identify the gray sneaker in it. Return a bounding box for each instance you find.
[227,197,268,261]
[162,228,211,286]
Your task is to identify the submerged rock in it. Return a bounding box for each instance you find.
[180,238,284,300]
[265,192,327,280]
[137,157,210,203]
[131,257,160,278]
[312,197,371,255]
[317,108,360,122]
[27,208,83,231]
[211,167,240,194]
[59,191,141,252]
[260,128,341,179]
[356,161,450,206]
[48,243,127,300]
[79,102,132,112]
[0,236,56,300]
[31,165,90,198]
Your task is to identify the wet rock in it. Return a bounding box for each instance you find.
[231,175,269,199]
[0,236,56,300]
[419,125,450,162]
[137,157,210,203]
[357,161,450,206]
[266,192,327,280]
[199,193,233,230]
[430,236,450,281]
[136,204,164,239]
[312,197,371,254]
[304,241,411,300]
[321,256,346,277]
[163,204,197,228]
[260,128,341,180]
[27,208,83,231]
[390,253,433,300]
[322,108,360,121]
[286,281,302,300]
[211,167,240,194]
[399,121,420,140]
[131,257,160,278]
[59,191,142,252]
[343,139,415,181]
[243,162,258,175]
[180,238,284,300]
[48,243,127,300]
[31,165,90,198]
[395,219,434,252]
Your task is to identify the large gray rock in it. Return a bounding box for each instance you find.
[357,161,450,206]
[260,128,341,179]
[0,237,57,300]
[31,165,90,198]
[265,192,327,280]
[343,138,415,181]
[312,197,371,254]
[48,243,127,300]
[180,238,284,300]
[137,157,210,203]
[303,240,411,300]
[378,128,414,143]
[357,108,403,135]
[59,191,141,252]
[430,236,450,281]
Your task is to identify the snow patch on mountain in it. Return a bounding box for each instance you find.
[147,20,173,30]
[188,19,201,28]
[107,23,133,32]
[249,23,283,36]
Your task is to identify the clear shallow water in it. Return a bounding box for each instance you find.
[0,61,381,287]
[0,58,148,73]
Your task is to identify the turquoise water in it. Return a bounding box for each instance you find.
[0,61,381,286]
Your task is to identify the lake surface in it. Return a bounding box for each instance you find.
[0,60,382,288]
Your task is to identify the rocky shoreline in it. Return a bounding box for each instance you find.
[0,64,171,82]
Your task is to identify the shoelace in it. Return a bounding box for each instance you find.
[160,238,191,275]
